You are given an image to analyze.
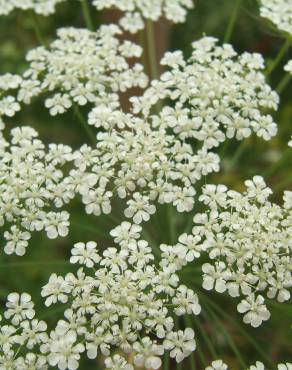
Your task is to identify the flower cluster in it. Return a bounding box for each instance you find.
[133,37,279,143]
[205,360,292,370]
[259,0,292,36]
[92,0,194,33]
[0,126,72,255]
[38,224,200,369]
[0,292,48,369]
[0,25,147,124]
[190,176,292,327]
[67,110,220,222]
[0,0,194,30]
[0,0,65,16]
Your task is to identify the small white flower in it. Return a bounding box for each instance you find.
[237,294,271,327]
[110,222,142,248]
[205,359,228,370]
[70,242,100,268]
[164,328,196,363]
[4,293,35,325]
[104,354,134,370]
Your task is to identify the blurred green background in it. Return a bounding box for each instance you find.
[0,0,291,368]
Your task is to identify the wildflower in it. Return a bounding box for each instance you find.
[206,360,228,370]
[70,242,101,268]
[4,293,35,325]
[104,354,134,370]
[259,0,292,36]
[164,328,196,363]
[237,294,271,328]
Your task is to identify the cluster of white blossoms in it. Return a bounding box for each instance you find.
[38,225,200,369]
[259,1,292,75]
[259,0,292,36]
[0,0,66,16]
[205,360,292,370]
[133,37,279,143]
[0,0,291,367]
[0,0,194,31]
[1,221,290,369]
[0,292,48,369]
[190,176,292,327]
[92,0,194,32]
[67,110,220,222]
[0,126,73,255]
[0,25,147,123]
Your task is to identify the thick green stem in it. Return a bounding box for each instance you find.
[276,72,292,93]
[266,39,291,77]
[146,20,159,80]
[81,0,94,31]
[73,104,96,145]
[224,0,242,43]
[163,353,170,370]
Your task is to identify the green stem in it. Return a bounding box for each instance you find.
[229,140,248,170]
[195,314,218,358]
[224,0,242,43]
[73,104,96,145]
[30,11,48,47]
[146,20,159,80]
[81,0,94,31]
[163,353,170,370]
[205,303,247,369]
[276,72,292,93]
[266,39,291,77]
[200,292,273,366]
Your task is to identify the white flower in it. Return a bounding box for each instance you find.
[3,227,31,256]
[110,222,142,248]
[172,285,201,316]
[124,193,156,224]
[45,93,72,116]
[41,274,70,306]
[164,328,196,363]
[44,211,70,239]
[46,331,84,370]
[20,319,48,349]
[244,176,272,203]
[133,337,164,369]
[176,233,201,262]
[248,361,267,370]
[4,293,35,325]
[202,262,228,293]
[0,95,20,117]
[104,355,134,370]
[278,364,292,370]
[70,242,100,268]
[199,184,228,209]
[205,360,228,370]
[237,295,271,327]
